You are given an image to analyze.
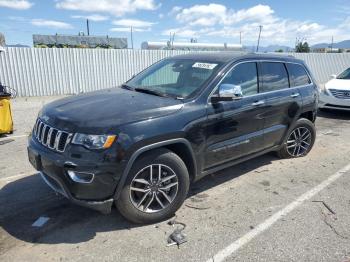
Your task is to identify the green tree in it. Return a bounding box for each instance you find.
[275,49,284,53]
[295,41,310,53]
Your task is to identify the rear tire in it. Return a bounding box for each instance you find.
[277,118,316,159]
[116,148,190,224]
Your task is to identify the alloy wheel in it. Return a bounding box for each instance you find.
[129,164,179,213]
[286,127,312,157]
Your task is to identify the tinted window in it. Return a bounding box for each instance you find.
[286,63,311,86]
[260,62,289,92]
[221,62,258,96]
[337,68,350,80]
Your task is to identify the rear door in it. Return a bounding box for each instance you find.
[204,62,267,169]
[259,61,303,148]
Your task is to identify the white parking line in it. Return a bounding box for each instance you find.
[207,163,350,262]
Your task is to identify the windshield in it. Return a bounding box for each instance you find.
[337,68,350,80]
[125,59,223,99]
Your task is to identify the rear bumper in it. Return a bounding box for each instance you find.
[319,93,350,110]
[40,171,114,214]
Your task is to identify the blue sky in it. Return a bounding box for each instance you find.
[0,0,350,48]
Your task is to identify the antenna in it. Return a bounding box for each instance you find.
[256,25,263,52]
[239,31,242,45]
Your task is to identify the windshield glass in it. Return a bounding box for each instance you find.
[126,59,223,98]
[337,68,350,80]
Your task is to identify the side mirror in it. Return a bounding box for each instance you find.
[331,74,337,79]
[211,84,243,103]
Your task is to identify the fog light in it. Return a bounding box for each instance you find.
[67,170,94,183]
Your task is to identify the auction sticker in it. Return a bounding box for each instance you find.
[192,62,218,70]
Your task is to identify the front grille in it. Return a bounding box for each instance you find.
[33,118,72,153]
[329,89,350,99]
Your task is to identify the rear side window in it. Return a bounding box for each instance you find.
[221,62,258,96]
[286,63,311,87]
[259,62,289,93]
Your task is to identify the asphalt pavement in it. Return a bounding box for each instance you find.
[1,97,350,262]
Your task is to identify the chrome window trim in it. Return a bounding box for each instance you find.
[207,59,314,104]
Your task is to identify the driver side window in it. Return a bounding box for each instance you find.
[221,62,258,96]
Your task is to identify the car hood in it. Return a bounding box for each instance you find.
[325,79,350,90]
[39,87,183,134]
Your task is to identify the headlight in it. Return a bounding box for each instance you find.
[72,134,116,149]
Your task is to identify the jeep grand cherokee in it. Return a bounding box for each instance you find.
[28,53,318,223]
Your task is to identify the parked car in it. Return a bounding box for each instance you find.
[28,53,318,223]
[319,67,350,110]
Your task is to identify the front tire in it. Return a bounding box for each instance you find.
[277,118,316,159]
[116,148,190,224]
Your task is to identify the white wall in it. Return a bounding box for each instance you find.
[1,48,349,97]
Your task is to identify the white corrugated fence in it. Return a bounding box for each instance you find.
[0,48,349,97]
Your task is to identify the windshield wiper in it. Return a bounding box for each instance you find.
[121,84,134,90]
[134,88,168,98]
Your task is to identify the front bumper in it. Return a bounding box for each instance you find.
[319,92,350,110]
[28,134,124,214]
[39,171,114,214]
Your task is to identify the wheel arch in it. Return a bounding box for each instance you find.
[113,138,197,200]
[299,110,316,123]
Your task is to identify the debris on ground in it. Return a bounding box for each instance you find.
[166,219,187,248]
[312,200,336,215]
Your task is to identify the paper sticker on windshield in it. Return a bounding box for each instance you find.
[192,62,218,70]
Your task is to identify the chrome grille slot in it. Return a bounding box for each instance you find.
[329,89,350,99]
[33,118,72,153]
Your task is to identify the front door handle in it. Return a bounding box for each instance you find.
[252,100,265,106]
[290,93,300,98]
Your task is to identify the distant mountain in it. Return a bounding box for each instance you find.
[244,45,293,52]
[243,40,350,52]
[311,40,350,49]
[6,44,30,48]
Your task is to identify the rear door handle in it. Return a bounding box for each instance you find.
[290,93,300,98]
[252,100,265,106]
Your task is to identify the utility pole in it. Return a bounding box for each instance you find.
[172,32,175,49]
[130,26,134,49]
[330,36,334,52]
[86,19,90,36]
[239,31,242,45]
[256,25,263,52]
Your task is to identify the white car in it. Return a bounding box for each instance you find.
[319,67,350,110]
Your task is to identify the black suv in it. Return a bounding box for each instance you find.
[28,53,318,223]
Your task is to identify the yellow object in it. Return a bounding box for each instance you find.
[0,97,13,134]
[103,135,117,149]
